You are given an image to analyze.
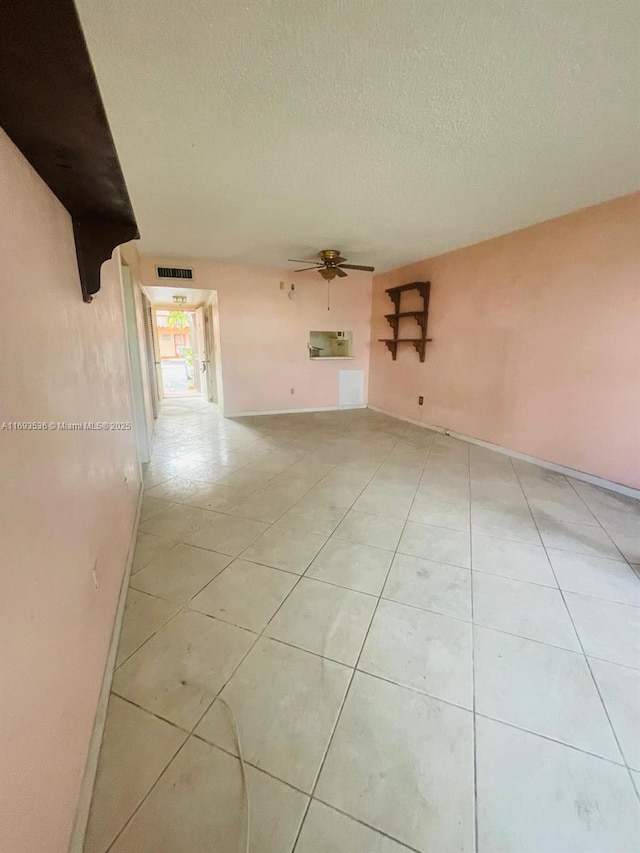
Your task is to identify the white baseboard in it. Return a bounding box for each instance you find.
[224,404,367,417]
[368,405,640,499]
[68,482,143,853]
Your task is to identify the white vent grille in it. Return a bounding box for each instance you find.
[156,266,194,280]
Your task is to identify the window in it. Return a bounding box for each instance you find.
[161,334,171,342]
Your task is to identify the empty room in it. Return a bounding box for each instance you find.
[1,1,639,852]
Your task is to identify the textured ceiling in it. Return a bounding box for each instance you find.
[76,0,639,271]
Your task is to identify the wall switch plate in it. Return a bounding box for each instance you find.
[418,396,424,405]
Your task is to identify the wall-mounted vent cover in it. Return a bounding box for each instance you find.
[156,266,194,280]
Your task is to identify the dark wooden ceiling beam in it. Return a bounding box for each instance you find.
[0,0,139,302]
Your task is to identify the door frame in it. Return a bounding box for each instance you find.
[151,302,209,400]
[120,262,151,463]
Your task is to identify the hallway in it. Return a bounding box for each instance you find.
[85,399,640,852]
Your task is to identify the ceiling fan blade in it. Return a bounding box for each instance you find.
[294,266,322,272]
[335,267,348,277]
[288,258,321,265]
[338,263,375,272]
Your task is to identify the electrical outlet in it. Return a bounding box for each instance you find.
[418,396,424,406]
[290,387,295,394]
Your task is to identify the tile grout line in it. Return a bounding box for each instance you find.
[290,433,436,851]
[509,457,640,798]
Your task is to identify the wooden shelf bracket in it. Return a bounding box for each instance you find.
[379,281,432,362]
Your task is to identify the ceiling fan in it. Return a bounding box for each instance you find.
[288,249,375,280]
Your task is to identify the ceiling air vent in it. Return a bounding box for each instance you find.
[156,266,194,280]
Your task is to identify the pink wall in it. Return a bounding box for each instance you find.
[0,131,140,852]
[139,257,373,414]
[369,193,640,488]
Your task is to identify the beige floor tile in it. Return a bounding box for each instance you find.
[359,599,473,707]
[185,515,269,556]
[139,503,218,540]
[408,495,470,532]
[474,626,621,760]
[183,483,248,512]
[226,489,297,523]
[352,483,416,520]
[195,638,350,792]
[334,510,404,551]
[212,468,275,491]
[296,801,411,852]
[471,505,541,544]
[316,672,474,853]
[528,495,599,526]
[130,543,231,604]
[472,533,557,586]
[140,495,175,523]
[306,479,367,508]
[473,572,580,650]
[383,553,472,620]
[106,403,639,852]
[116,589,180,666]
[373,464,422,487]
[142,467,172,489]
[84,696,186,853]
[265,578,377,665]
[144,476,208,503]
[283,459,335,481]
[398,521,471,568]
[241,526,327,574]
[275,501,347,536]
[110,736,308,853]
[266,473,319,498]
[305,539,393,595]
[537,518,624,561]
[113,611,255,728]
[606,526,640,565]
[589,657,640,770]
[476,717,640,853]
[131,531,177,573]
[189,559,297,632]
[564,592,640,668]
[547,548,640,605]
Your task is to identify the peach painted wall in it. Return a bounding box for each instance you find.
[369,193,640,488]
[0,131,140,852]
[139,256,373,414]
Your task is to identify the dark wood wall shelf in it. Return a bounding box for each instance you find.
[0,0,139,302]
[378,281,432,362]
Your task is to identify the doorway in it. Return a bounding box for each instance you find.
[154,307,202,398]
[148,294,220,405]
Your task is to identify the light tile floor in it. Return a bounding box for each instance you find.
[84,399,640,853]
